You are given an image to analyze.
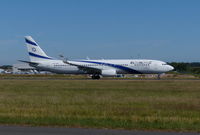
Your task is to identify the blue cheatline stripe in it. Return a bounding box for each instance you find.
[29,52,52,60]
[25,39,37,46]
[79,60,142,74]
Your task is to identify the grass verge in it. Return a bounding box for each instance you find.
[0,79,199,131]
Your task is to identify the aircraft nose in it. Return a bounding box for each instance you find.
[168,65,174,71]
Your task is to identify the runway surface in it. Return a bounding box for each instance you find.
[0,126,198,135]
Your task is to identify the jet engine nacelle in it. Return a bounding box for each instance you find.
[101,69,117,77]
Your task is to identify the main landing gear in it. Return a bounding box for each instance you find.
[91,74,101,79]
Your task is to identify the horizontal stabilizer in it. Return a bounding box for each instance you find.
[18,60,39,67]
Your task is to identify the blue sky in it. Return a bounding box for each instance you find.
[0,0,200,64]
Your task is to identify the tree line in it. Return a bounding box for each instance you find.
[169,62,200,74]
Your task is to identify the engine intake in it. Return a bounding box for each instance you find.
[101,69,117,77]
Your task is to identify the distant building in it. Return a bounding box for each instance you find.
[0,69,5,74]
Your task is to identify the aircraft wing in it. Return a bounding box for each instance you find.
[63,60,101,74]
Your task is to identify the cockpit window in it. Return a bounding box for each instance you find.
[162,63,167,65]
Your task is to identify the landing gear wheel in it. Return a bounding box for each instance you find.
[157,74,161,80]
[91,74,100,79]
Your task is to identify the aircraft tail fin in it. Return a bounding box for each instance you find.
[25,36,52,62]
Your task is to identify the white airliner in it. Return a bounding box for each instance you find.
[20,36,174,79]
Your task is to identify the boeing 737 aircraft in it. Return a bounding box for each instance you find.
[20,36,174,79]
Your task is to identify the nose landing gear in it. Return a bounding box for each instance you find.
[157,74,161,80]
